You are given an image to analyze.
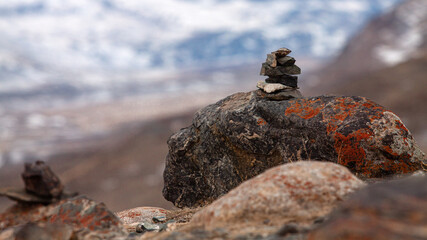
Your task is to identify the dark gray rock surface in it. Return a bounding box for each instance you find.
[277,56,296,66]
[265,75,298,87]
[262,63,301,76]
[163,91,425,208]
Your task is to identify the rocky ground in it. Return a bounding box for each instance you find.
[0,88,426,239]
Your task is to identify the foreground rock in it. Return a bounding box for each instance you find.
[163,91,425,207]
[116,206,168,232]
[308,175,427,240]
[191,161,364,232]
[0,196,128,239]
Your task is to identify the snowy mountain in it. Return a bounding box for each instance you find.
[307,0,427,89]
[0,0,402,101]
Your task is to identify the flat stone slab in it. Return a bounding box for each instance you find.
[261,63,301,76]
[265,75,298,88]
[256,81,294,93]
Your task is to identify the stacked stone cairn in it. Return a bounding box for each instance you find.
[257,48,302,100]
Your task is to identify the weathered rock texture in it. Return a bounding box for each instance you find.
[191,161,364,229]
[163,91,425,207]
[0,196,127,239]
[308,175,427,240]
[116,206,168,232]
[116,206,168,225]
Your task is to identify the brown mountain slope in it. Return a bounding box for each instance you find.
[308,0,427,91]
[0,112,195,213]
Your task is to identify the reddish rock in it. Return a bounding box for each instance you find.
[191,161,365,229]
[0,196,127,239]
[163,91,425,207]
[308,175,427,240]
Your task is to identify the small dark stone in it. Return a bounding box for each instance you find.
[265,75,298,88]
[138,222,161,232]
[313,216,327,224]
[135,224,144,233]
[263,64,301,76]
[153,215,167,223]
[276,223,299,236]
[21,161,63,198]
[273,48,292,57]
[266,53,277,67]
[277,56,296,66]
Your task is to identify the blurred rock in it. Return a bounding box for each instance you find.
[0,196,127,239]
[22,160,64,198]
[116,206,168,225]
[15,222,73,240]
[191,161,364,228]
[0,161,76,205]
[163,91,425,208]
[116,206,168,232]
[308,175,427,240]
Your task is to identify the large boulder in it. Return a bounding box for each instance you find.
[163,90,425,207]
[191,161,364,232]
[308,174,427,240]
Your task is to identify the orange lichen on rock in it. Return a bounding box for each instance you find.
[257,118,267,126]
[334,129,372,169]
[285,98,324,119]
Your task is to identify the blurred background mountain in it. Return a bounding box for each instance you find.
[1,0,426,212]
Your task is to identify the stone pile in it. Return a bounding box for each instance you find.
[257,48,302,100]
[0,161,77,204]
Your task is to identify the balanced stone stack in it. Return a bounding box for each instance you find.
[257,48,302,100]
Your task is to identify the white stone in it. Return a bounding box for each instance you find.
[257,81,292,93]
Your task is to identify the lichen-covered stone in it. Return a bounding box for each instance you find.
[308,175,427,240]
[163,91,425,208]
[0,196,127,239]
[191,161,365,228]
